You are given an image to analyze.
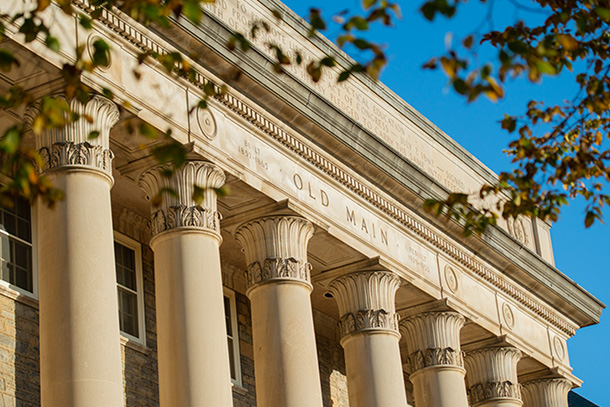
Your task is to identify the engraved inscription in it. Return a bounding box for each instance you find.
[293,174,329,207]
[346,206,388,246]
[238,139,269,170]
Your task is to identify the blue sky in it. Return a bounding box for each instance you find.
[281,0,609,404]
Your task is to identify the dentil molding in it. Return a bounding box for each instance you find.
[138,160,225,236]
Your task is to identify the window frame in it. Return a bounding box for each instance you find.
[0,195,38,299]
[223,287,242,387]
[114,231,146,346]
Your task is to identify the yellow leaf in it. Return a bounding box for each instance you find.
[557,34,579,51]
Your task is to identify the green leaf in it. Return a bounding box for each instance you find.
[183,0,203,24]
[1,126,21,154]
[337,70,351,82]
[594,7,610,21]
[92,38,111,68]
[79,16,93,30]
[0,49,19,72]
[87,130,100,140]
[45,35,60,53]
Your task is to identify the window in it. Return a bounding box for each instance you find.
[223,288,241,386]
[114,232,145,344]
[0,196,35,294]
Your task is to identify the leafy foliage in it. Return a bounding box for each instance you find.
[420,0,610,234]
[0,0,608,234]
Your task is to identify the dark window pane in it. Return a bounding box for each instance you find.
[118,288,138,338]
[228,338,235,379]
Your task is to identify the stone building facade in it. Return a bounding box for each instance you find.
[0,0,604,406]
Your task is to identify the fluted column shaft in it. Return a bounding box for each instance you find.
[464,347,522,407]
[235,216,323,407]
[139,161,233,407]
[521,378,572,407]
[401,311,469,407]
[29,96,124,406]
[329,271,407,407]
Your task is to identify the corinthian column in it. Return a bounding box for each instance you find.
[464,347,522,407]
[401,311,469,407]
[329,271,408,407]
[27,95,124,406]
[521,378,572,407]
[139,161,233,407]
[235,216,323,407]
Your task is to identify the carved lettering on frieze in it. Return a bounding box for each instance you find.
[293,174,329,206]
[346,206,388,246]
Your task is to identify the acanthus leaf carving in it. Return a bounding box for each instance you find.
[408,347,464,372]
[338,309,400,337]
[245,258,312,288]
[468,381,521,405]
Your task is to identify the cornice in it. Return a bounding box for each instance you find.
[70,1,600,335]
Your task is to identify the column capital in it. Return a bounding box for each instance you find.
[521,378,572,407]
[464,346,522,406]
[329,271,401,339]
[25,95,119,177]
[400,311,465,372]
[234,216,314,292]
[138,160,225,238]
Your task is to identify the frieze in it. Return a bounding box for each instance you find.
[338,309,399,337]
[408,347,464,372]
[74,0,577,336]
[468,381,521,404]
[245,258,312,288]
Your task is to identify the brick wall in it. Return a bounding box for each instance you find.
[0,291,40,407]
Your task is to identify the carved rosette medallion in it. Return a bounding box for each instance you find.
[507,217,529,245]
[502,303,515,330]
[553,336,566,361]
[444,265,459,293]
[197,107,217,139]
[329,271,401,338]
[235,216,315,293]
[24,95,119,177]
[521,378,572,407]
[464,347,522,406]
[139,161,225,237]
[401,311,465,372]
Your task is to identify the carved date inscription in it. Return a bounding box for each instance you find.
[238,140,269,170]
